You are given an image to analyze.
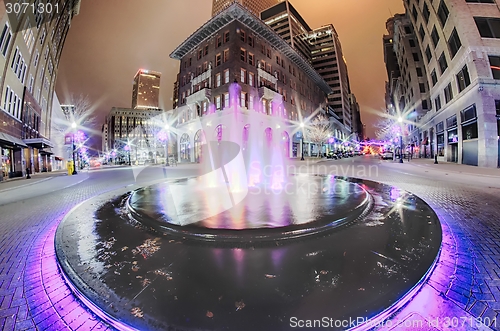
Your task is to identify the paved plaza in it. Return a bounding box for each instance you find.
[0,157,499,330]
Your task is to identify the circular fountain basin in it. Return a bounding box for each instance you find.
[55,176,442,331]
[127,175,371,243]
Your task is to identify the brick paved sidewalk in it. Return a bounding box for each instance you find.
[394,158,500,177]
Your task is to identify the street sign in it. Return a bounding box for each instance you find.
[64,134,73,145]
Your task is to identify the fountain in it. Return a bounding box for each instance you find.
[55,82,442,331]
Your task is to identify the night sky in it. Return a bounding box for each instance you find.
[55,0,405,140]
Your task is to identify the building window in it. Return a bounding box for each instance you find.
[448,28,462,58]
[409,39,416,47]
[431,69,437,86]
[204,45,209,56]
[437,0,449,27]
[198,49,202,60]
[419,24,425,40]
[412,4,418,20]
[474,17,500,38]
[412,52,419,61]
[215,73,221,87]
[0,23,12,57]
[456,65,471,92]
[248,35,254,47]
[444,83,453,103]
[240,91,247,108]
[249,95,254,110]
[438,52,448,74]
[431,26,439,47]
[224,69,229,84]
[423,2,430,24]
[489,56,500,79]
[215,95,221,110]
[249,72,254,87]
[435,95,442,111]
[223,49,229,62]
[419,83,426,93]
[248,53,254,66]
[240,48,246,62]
[240,29,246,42]
[224,31,230,43]
[224,93,229,108]
[240,68,246,83]
[422,99,429,110]
[425,45,432,63]
[215,54,221,67]
[416,67,423,77]
[266,48,271,58]
[216,36,221,48]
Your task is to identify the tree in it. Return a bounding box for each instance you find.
[62,93,97,128]
[375,117,400,142]
[306,113,332,157]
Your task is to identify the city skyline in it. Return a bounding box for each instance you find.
[55,0,405,139]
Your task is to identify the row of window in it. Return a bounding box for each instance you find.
[11,47,27,84]
[3,86,22,121]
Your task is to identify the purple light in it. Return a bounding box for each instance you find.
[124,145,130,151]
[329,137,334,144]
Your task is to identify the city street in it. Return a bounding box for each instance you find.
[0,157,499,330]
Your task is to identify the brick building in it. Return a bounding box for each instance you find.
[170,3,332,162]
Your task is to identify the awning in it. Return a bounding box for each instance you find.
[55,156,64,161]
[23,137,55,149]
[39,147,54,155]
[0,132,28,148]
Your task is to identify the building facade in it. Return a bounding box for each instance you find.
[170,3,331,162]
[212,0,279,17]
[105,107,170,165]
[349,93,364,141]
[0,0,80,180]
[396,0,500,167]
[131,69,161,109]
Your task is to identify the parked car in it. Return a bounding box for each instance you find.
[326,151,338,159]
[380,151,394,160]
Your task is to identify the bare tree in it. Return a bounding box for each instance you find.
[306,113,332,157]
[375,117,400,142]
[62,93,97,127]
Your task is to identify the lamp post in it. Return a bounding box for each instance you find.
[300,122,305,160]
[398,117,404,163]
[71,122,78,175]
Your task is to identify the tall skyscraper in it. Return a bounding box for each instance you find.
[261,2,353,134]
[132,69,161,109]
[212,0,280,17]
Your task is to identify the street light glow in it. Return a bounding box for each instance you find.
[398,117,403,123]
[300,122,305,128]
[71,122,77,129]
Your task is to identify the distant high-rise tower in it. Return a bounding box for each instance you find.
[132,69,161,109]
[212,0,280,16]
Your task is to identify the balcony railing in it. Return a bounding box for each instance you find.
[186,88,211,105]
[258,85,283,102]
[257,67,277,86]
[191,68,212,87]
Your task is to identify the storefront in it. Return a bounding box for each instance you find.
[461,105,478,166]
[23,138,55,173]
[446,115,458,163]
[436,121,445,159]
[0,132,28,179]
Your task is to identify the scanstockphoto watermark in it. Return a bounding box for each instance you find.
[289,316,498,329]
[249,161,380,178]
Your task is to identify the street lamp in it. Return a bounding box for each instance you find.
[300,122,305,161]
[397,117,404,163]
[71,122,78,175]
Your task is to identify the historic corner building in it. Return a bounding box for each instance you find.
[0,0,80,180]
[169,3,334,163]
[385,0,500,168]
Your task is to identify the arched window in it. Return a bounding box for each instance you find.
[194,130,205,163]
[215,124,223,143]
[242,124,250,150]
[264,127,272,147]
[180,133,190,161]
[282,131,290,157]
